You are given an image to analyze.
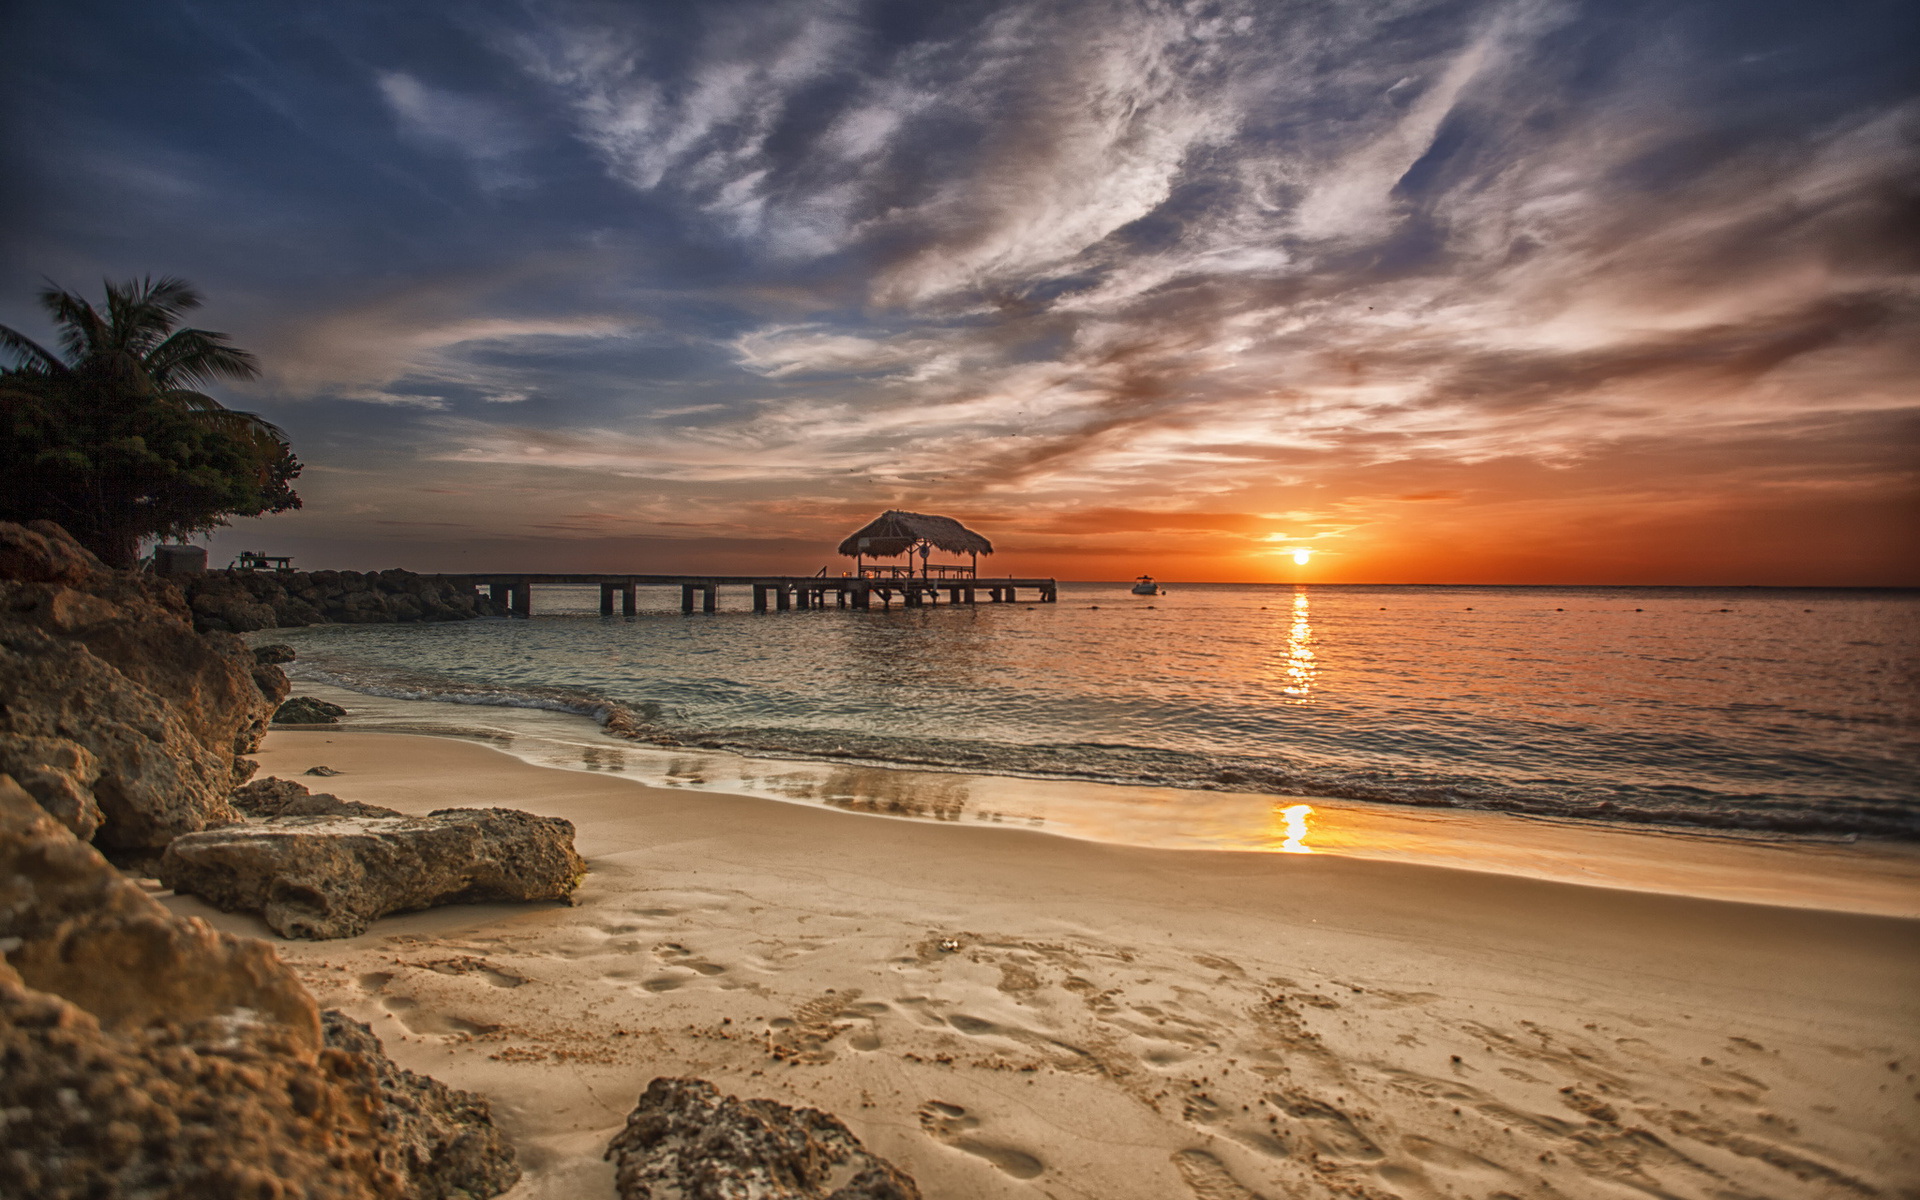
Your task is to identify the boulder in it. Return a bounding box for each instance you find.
[0,775,518,1200]
[157,808,588,940]
[0,519,110,586]
[231,776,401,819]
[276,696,347,724]
[253,643,298,664]
[0,522,275,853]
[605,1078,922,1200]
[323,1012,520,1200]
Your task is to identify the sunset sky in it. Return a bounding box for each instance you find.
[4,0,1915,584]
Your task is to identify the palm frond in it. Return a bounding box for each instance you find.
[0,324,69,375]
[104,276,202,356]
[146,327,261,387]
[38,285,111,363]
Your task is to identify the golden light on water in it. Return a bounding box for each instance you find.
[1284,588,1316,698]
[1276,802,1315,853]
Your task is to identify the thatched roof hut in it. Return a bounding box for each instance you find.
[837,511,994,559]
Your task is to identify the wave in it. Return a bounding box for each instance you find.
[288,661,1918,840]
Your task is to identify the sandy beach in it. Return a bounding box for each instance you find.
[163,730,1920,1200]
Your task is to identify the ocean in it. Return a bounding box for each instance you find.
[267,581,1919,842]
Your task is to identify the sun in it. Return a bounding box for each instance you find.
[1291,549,1311,566]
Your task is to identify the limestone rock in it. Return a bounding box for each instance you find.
[158,807,587,940]
[605,1077,923,1200]
[254,642,298,664]
[322,1011,521,1200]
[0,734,104,841]
[276,696,348,724]
[231,776,401,819]
[0,522,274,852]
[0,775,518,1200]
[0,518,109,586]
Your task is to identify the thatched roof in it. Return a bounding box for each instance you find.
[837,510,994,558]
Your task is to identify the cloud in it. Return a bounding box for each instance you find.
[376,71,533,190]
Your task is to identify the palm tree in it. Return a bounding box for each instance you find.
[0,276,301,566]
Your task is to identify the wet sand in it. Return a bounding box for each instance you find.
[163,730,1920,1200]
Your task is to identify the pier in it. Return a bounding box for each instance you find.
[463,573,1058,617]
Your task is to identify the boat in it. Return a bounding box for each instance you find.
[1131,574,1160,595]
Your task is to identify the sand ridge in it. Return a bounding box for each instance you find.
[158,730,1920,1200]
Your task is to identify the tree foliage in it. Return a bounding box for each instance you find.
[0,276,301,567]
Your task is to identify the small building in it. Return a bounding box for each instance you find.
[837,510,993,580]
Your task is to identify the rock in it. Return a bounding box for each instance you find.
[0,775,518,1200]
[307,765,344,777]
[0,734,104,841]
[253,643,298,664]
[230,776,400,819]
[0,519,109,586]
[0,522,274,852]
[322,1011,521,1200]
[605,1078,922,1200]
[179,569,505,633]
[157,807,588,940]
[276,696,348,724]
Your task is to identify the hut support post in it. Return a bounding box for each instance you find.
[599,584,615,616]
[681,584,696,614]
[512,582,532,618]
[489,583,508,608]
[753,585,768,613]
[703,585,718,613]
[776,586,791,611]
[622,584,637,616]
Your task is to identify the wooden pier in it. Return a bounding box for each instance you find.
[462,574,1058,617]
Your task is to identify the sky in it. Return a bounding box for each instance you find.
[4,0,1916,584]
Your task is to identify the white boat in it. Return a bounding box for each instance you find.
[1131,574,1160,595]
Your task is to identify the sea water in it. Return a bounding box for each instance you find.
[268,581,1918,840]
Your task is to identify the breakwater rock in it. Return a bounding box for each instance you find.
[0,775,518,1200]
[606,1077,923,1200]
[0,522,275,854]
[158,807,588,939]
[182,568,505,633]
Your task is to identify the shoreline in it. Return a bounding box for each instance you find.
[282,681,1920,919]
[160,727,1920,1200]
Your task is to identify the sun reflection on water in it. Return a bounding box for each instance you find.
[1283,588,1316,699]
[1275,802,1315,853]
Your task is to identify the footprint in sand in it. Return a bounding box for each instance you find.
[917,1102,1045,1180]
[406,956,527,988]
[1170,1149,1265,1200]
[1265,1093,1383,1161]
[379,995,497,1038]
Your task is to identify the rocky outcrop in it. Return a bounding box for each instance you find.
[0,522,276,853]
[0,775,519,1200]
[275,695,348,724]
[323,1012,521,1200]
[157,808,588,939]
[182,569,505,634]
[605,1078,922,1200]
[231,776,401,819]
